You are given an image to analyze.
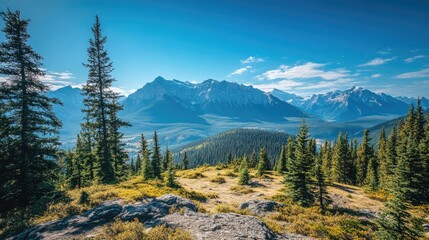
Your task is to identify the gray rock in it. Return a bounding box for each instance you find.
[12,195,197,240]
[156,212,276,240]
[239,199,283,215]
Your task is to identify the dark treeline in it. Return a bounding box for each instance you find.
[173,129,290,168]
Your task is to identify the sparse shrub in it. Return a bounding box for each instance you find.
[181,170,206,179]
[78,190,90,205]
[210,176,226,184]
[229,185,254,194]
[223,171,237,177]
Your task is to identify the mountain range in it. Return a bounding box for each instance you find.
[271,86,412,122]
[49,77,424,150]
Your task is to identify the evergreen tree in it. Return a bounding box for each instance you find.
[182,152,189,170]
[164,152,176,188]
[365,156,379,191]
[383,127,398,189]
[162,147,171,172]
[64,151,76,188]
[140,134,152,180]
[82,16,116,184]
[375,139,423,239]
[418,114,429,202]
[249,150,257,168]
[315,155,332,213]
[377,127,389,189]
[239,158,251,185]
[73,135,86,188]
[151,131,162,179]
[321,140,332,182]
[356,129,374,186]
[108,98,130,181]
[130,158,135,175]
[80,113,96,184]
[276,144,287,173]
[135,154,141,175]
[285,120,315,207]
[257,148,269,177]
[0,10,61,208]
[331,132,350,184]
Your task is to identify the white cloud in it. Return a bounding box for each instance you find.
[241,56,264,64]
[358,57,396,67]
[404,55,426,63]
[260,62,350,81]
[377,48,392,55]
[396,68,429,79]
[230,66,252,76]
[110,87,136,97]
[253,79,304,92]
[371,74,382,78]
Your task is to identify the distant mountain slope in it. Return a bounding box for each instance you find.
[47,86,84,139]
[172,129,289,167]
[271,87,409,122]
[396,96,429,109]
[123,77,304,123]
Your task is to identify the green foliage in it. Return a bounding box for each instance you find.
[174,129,288,167]
[238,161,251,185]
[182,152,189,170]
[151,131,162,179]
[315,156,332,213]
[78,191,90,205]
[257,148,270,177]
[276,143,287,173]
[356,129,375,186]
[285,120,315,207]
[0,9,61,212]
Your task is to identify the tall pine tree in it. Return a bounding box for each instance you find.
[0,10,61,209]
[82,16,116,183]
[151,131,162,179]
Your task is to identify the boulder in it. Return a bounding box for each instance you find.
[239,199,283,215]
[156,212,276,240]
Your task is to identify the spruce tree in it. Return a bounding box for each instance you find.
[227,152,233,165]
[108,98,130,181]
[377,127,389,189]
[321,140,332,182]
[257,148,269,177]
[239,158,251,186]
[383,127,398,189]
[151,131,162,179]
[80,113,96,184]
[418,114,429,202]
[356,129,374,186]
[285,120,315,207]
[315,155,332,213]
[130,158,135,175]
[73,135,86,188]
[162,147,171,172]
[249,150,257,168]
[331,132,350,184]
[82,16,116,184]
[164,152,176,188]
[135,154,142,175]
[375,138,423,239]
[365,156,379,191]
[0,10,61,208]
[276,143,287,173]
[140,134,152,180]
[182,152,189,170]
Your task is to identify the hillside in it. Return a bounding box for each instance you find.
[173,129,290,167]
[11,166,419,239]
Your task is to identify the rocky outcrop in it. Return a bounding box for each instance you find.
[13,194,309,240]
[153,211,276,240]
[13,194,197,240]
[239,199,283,215]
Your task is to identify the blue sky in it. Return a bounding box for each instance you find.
[1,0,429,97]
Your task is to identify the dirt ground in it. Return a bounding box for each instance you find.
[176,167,384,214]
